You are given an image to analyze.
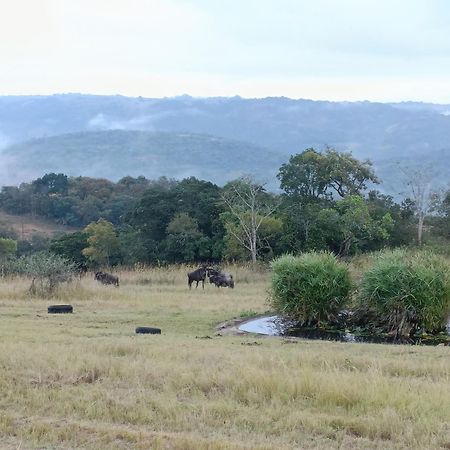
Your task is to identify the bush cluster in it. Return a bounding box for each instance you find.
[359,250,450,335]
[270,250,450,337]
[270,252,352,325]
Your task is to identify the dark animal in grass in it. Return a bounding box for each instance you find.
[207,268,219,281]
[77,264,88,279]
[94,271,119,287]
[207,268,235,288]
[187,266,207,289]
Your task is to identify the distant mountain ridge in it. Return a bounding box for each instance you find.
[0,94,449,192]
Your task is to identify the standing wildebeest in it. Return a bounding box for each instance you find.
[94,271,119,287]
[207,268,235,288]
[187,266,207,289]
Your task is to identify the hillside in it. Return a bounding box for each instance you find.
[0,94,449,192]
[0,210,79,240]
[1,131,284,187]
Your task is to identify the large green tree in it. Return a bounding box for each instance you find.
[125,181,178,243]
[366,191,415,248]
[278,148,378,201]
[50,231,89,269]
[278,149,382,253]
[317,195,393,256]
[32,173,68,195]
[118,226,149,266]
[174,177,223,237]
[82,219,120,266]
[163,213,209,262]
[125,177,224,263]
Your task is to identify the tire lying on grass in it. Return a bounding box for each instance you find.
[135,327,161,335]
[48,305,73,314]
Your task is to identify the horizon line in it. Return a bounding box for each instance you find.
[0,92,447,106]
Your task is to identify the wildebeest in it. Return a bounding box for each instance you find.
[207,268,235,288]
[187,266,207,289]
[94,271,119,287]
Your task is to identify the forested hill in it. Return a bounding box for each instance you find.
[1,131,283,187]
[0,94,449,192]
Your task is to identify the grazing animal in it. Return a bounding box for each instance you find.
[94,271,119,287]
[207,268,234,288]
[187,266,207,289]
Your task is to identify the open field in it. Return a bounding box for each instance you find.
[0,265,449,450]
[0,210,79,240]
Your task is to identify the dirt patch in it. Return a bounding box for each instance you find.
[215,317,250,336]
[0,210,79,239]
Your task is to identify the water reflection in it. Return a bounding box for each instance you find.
[238,315,450,345]
[239,316,286,336]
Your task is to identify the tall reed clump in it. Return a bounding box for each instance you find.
[270,252,352,325]
[359,249,450,336]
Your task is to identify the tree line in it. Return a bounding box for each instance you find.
[0,148,448,267]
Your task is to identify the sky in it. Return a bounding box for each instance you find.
[1,0,450,102]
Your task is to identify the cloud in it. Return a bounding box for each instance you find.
[86,107,207,131]
[87,113,158,130]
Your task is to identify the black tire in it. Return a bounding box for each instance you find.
[48,305,73,314]
[135,326,161,335]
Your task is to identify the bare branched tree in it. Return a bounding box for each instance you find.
[222,176,279,266]
[400,164,438,246]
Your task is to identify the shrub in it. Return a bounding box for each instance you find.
[0,257,20,277]
[270,252,352,325]
[17,252,77,295]
[359,249,450,336]
[0,238,17,259]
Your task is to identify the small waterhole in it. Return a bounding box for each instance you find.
[239,316,450,345]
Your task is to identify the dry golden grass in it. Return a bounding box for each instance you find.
[0,265,448,449]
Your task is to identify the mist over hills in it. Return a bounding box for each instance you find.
[0,94,449,193]
[1,131,282,187]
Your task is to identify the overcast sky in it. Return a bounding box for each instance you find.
[1,0,450,102]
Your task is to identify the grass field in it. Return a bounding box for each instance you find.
[0,265,449,449]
